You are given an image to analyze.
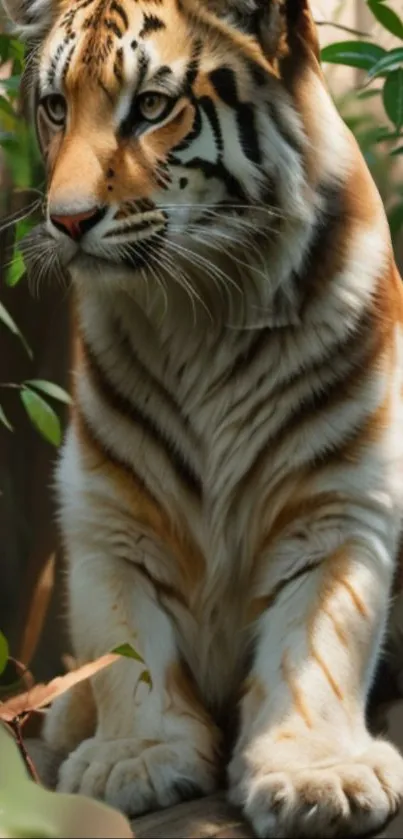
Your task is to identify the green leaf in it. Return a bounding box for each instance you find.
[388,202,403,238]
[0,631,9,677]
[0,36,25,65]
[112,643,145,664]
[16,217,36,243]
[0,35,11,61]
[0,300,32,358]
[367,48,403,81]
[367,1,403,40]
[2,123,36,189]
[20,387,62,447]
[6,249,26,288]
[0,130,14,143]
[138,670,153,689]
[1,76,21,96]
[357,88,382,100]
[372,126,399,143]
[321,41,386,71]
[0,135,19,152]
[0,404,13,432]
[391,145,403,156]
[375,129,400,143]
[9,39,25,64]
[383,68,403,129]
[25,379,72,405]
[3,75,21,90]
[0,96,16,120]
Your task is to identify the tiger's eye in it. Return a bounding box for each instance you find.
[41,94,67,125]
[137,92,172,122]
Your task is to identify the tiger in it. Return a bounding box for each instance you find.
[3,0,403,835]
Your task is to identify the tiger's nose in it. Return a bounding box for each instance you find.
[50,207,106,241]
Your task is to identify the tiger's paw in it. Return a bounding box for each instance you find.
[58,736,218,816]
[229,737,403,838]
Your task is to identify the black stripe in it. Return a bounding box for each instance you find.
[110,0,129,30]
[199,96,223,154]
[173,101,202,152]
[139,13,165,38]
[298,185,346,308]
[129,560,187,607]
[83,341,202,496]
[273,334,378,444]
[137,48,150,88]
[112,318,194,435]
[247,59,267,87]
[77,406,161,504]
[77,0,96,9]
[182,39,202,93]
[242,313,381,490]
[105,18,123,38]
[223,184,346,384]
[172,95,219,156]
[47,41,66,86]
[267,103,304,156]
[209,67,261,165]
[152,65,172,84]
[182,157,247,202]
[232,307,374,436]
[209,67,238,108]
[113,47,124,83]
[225,328,271,383]
[260,557,324,615]
[82,0,109,30]
[61,44,76,82]
[119,51,150,136]
[237,103,261,165]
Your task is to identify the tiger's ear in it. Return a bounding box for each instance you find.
[210,0,320,64]
[280,0,320,62]
[2,0,54,40]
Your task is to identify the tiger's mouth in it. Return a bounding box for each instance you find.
[20,219,167,281]
[48,201,168,267]
[70,229,166,272]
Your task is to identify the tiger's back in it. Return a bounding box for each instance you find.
[4,0,403,834]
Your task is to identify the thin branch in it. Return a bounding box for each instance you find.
[315,20,371,38]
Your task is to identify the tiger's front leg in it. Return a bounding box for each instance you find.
[43,535,220,816]
[229,539,403,838]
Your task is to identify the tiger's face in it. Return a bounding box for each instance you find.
[6,0,322,286]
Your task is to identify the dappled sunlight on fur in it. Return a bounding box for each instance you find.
[3,0,403,835]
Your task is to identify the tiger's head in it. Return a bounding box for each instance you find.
[3,0,349,308]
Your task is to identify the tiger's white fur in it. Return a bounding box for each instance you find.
[4,0,403,835]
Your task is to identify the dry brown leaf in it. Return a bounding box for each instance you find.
[0,653,119,723]
[19,553,55,667]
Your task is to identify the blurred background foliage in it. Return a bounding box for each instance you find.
[0,0,402,680]
[321,1,403,244]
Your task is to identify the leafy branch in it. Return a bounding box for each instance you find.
[321,0,403,239]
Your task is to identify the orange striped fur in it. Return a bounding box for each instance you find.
[4,0,403,834]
